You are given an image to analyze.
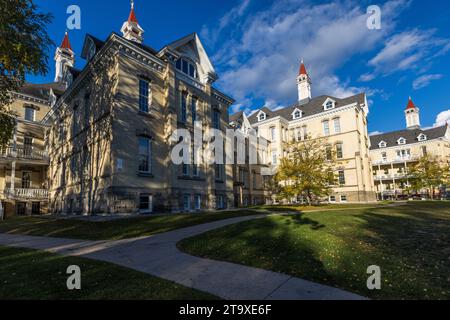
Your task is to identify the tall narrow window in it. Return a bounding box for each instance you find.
[24,107,35,122]
[213,110,220,129]
[72,102,79,137]
[326,145,332,161]
[84,94,90,127]
[191,98,197,124]
[333,118,341,133]
[322,120,330,136]
[21,171,31,189]
[183,194,191,211]
[302,126,307,140]
[338,170,346,185]
[180,93,187,123]
[421,146,427,156]
[270,127,276,141]
[139,79,150,113]
[23,136,33,157]
[271,152,277,165]
[138,137,152,173]
[336,143,343,159]
[194,195,201,210]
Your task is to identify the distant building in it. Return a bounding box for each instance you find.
[231,61,377,203]
[369,98,450,200]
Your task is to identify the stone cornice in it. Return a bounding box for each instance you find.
[12,92,50,106]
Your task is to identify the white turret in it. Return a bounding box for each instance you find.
[296,59,312,102]
[121,0,144,43]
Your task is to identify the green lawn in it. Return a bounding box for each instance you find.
[0,210,261,240]
[0,246,217,300]
[178,201,450,300]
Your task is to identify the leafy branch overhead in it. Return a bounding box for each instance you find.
[0,0,53,149]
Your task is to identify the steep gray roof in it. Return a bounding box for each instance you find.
[246,93,366,125]
[17,82,66,101]
[369,125,448,150]
[229,111,243,123]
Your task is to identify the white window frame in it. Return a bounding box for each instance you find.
[183,194,191,211]
[329,195,336,203]
[24,107,35,122]
[397,137,406,145]
[322,120,330,136]
[417,134,427,142]
[340,195,348,203]
[257,111,266,122]
[292,108,302,120]
[333,117,341,134]
[323,98,336,111]
[194,195,201,210]
[379,141,387,148]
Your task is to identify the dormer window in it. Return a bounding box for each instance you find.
[176,57,198,79]
[292,109,302,120]
[417,133,427,142]
[323,98,336,111]
[257,111,266,122]
[397,137,406,145]
[379,141,387,148]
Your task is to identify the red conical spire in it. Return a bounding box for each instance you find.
[60,31,72,51]
[128,0,138,24]
[406,96,416,110]
[299,59,307,76]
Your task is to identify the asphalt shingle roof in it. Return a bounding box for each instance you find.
[244,93,366,125]
[369,125,448,150]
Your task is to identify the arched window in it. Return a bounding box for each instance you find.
[176,57,198,79]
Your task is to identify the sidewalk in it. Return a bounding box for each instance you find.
[0,214,367,300]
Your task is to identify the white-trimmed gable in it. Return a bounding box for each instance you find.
[291,108,303,120]
[397,137,407,145]
[379,140,387,148]
[323,97,336,110]
[165,33,217,84]
[417,133,427,141]
[257,110,267,122]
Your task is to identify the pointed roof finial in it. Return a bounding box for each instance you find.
[60,31,72,51]
[406,96,416,110]
[299,58,307,76]
[128,0,138,23]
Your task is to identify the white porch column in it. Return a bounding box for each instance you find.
[10,161,16,192]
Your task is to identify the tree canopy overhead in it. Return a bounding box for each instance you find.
[0,0,53,150]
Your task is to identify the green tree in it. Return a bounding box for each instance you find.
[277,137,338,205]
[0,0,53,150]
[407,155,450,200]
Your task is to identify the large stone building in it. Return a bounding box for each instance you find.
[231,61,377,203]
[370,98,450,200]
[44,4,236,214]
[0,82,64,217]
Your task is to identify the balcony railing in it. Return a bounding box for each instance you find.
[372,156,419,166]
[0,147,49,161]
[4,188,49,200]
[374,173,409,181]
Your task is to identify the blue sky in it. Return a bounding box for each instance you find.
[29,0,450,134]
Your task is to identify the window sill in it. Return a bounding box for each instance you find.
[138,172,154,178]
[178,176,205,181]
[138,110,154,118]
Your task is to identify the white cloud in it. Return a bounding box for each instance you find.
[205,0,409,108]
[365,29,450,78]
[369,131,383,136]
[434,110,450,127]
[412,74,443,90]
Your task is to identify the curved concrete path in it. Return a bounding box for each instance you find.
[0,214,367,300]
